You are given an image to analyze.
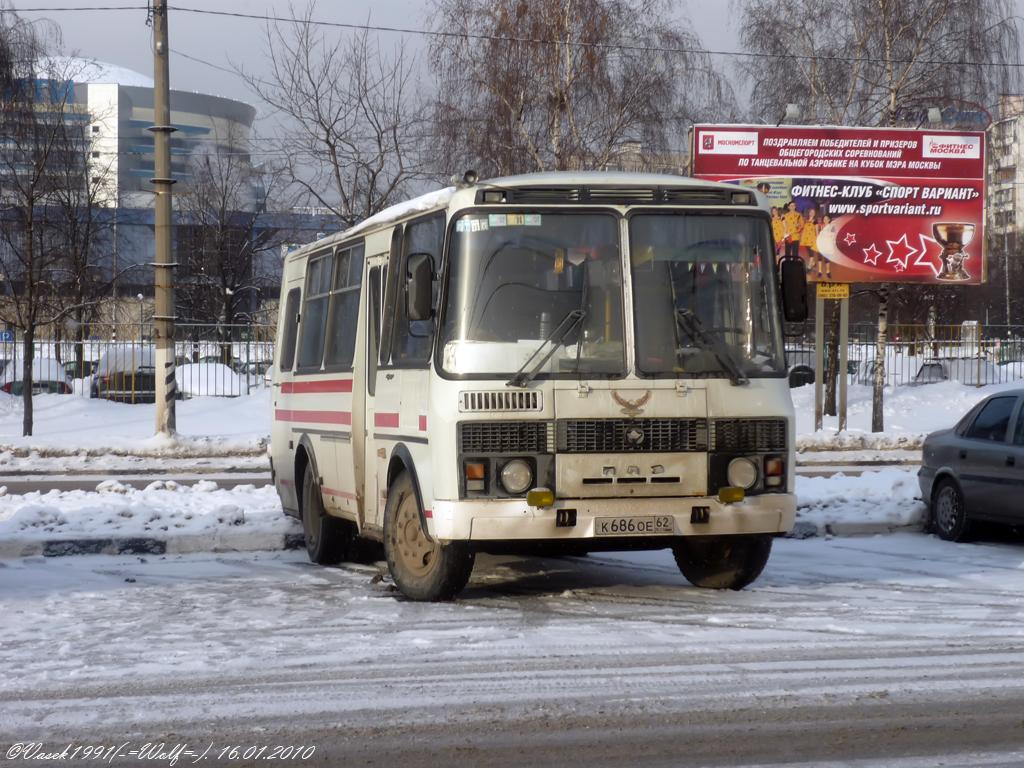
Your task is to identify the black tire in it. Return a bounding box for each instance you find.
[671,534,773,590]
[384,471,475,601]
[931,478,972,542]
[300,461,352,565]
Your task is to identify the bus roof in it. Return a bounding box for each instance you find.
[290,171,762,259]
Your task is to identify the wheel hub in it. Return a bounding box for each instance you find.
[935,487,959,533]
[395,495,438,577]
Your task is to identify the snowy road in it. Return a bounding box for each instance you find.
[3,536,1024,767]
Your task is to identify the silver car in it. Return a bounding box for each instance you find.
[919,388,1024,541]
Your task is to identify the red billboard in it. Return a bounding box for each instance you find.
[690,124,986,284]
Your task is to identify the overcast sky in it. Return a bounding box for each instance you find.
[15,0,741,128]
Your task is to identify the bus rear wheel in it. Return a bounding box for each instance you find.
[301,461,352,565]
[384,471,474,601]
[671,534,772,590]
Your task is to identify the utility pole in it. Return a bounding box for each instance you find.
[150,0,177,434]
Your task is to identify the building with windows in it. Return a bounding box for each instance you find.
[66,58,257,207]
[988,95,1024,251]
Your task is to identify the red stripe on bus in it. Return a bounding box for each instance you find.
[374,412,400,428]
[419,415,427,432]
[274,409,352,425]
[424,509,433,518]
[281,379,353,394]
[321,486,358,500]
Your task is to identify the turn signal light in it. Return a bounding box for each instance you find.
[465,461,486,492]
[526,487,555,508]
[718,486,745,504]
[764,456,785,488]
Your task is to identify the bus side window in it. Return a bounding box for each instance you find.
[367,265,382,396]
[279,287,301,373]
[393,214,444,367]
[296,250,335,372]
[324,243,365,370]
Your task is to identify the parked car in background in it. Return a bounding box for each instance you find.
[91,344,155,403]
[919,389,1024,541]
[913,357,1001,386]
[63,359,97,379]
[176,362,245,398]
[0,357,73,395]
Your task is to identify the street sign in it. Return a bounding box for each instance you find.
[0,330,13,343]
[817,283,850,299]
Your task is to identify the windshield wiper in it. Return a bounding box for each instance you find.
[506,309,586,388]
[674,308,749,386]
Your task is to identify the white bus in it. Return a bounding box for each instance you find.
[271,172,808,601]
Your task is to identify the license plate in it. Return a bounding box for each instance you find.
[594,515,674,536]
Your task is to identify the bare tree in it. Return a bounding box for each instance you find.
[737,0,1019,431]
[0,11,99,435]
[429,0,735,178]
[239,2,427,228]
[46,114,124,376]
[175,134,294,361]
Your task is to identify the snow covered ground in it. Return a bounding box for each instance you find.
[0,388,271,455]
[3,538,1024,765]
[793,379,1022,451]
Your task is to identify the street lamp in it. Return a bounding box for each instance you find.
[137,293,144,341]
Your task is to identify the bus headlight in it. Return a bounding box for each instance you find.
[500,459,533,494]
[726,457,759,490]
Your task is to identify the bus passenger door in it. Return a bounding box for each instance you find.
[363,262,390,531]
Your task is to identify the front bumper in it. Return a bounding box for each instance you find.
[429,494,796,541]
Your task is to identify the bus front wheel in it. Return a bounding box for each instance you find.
[384,471,475,601]
[671,534,772,590]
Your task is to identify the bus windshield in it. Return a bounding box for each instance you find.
[440,212,625,378]
[629,213,785,378]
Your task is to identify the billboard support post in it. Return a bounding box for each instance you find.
[814,295,825,432]
[838,296,849,432]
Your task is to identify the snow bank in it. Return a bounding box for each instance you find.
[795,468,926,533]
[0,482,298,557]
[793,380,1023,451]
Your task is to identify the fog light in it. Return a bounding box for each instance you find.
[527,487,555,508]
[727,457,759,489]
[718,486,745,504]
[501,459,533,494]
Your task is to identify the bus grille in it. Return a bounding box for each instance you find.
[556,418,707,453]
[710,419,787,452]
[459,421,551,454]
[459,390,542,412]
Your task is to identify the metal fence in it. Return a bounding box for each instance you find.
[0,323,277,401]
[786,323,1024,388]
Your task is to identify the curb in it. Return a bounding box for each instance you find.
[786,520,925,539]
[0,531,305,559]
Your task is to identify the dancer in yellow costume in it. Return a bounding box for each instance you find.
[800,208,821,276]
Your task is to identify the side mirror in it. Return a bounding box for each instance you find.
[406,252,434,321]
[779,257,809,322]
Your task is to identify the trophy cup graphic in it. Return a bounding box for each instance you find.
[933,222,974,281]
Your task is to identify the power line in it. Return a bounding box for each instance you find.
[165,5,1024,70]
[9,3,1024,69]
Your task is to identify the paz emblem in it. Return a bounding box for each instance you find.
[613,390,651,417]
[624,426,645,446]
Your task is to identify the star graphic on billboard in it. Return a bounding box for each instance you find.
[862,243,883,265]
[885,234,918,270]
[843,232,858,246]
[913,233,945,277]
